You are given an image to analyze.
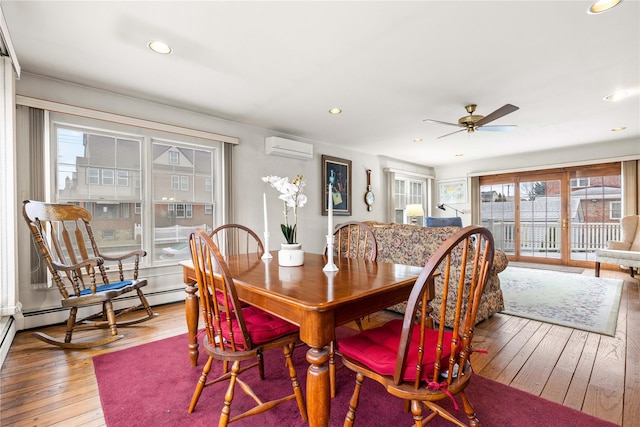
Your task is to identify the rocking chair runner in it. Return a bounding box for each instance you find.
[23,200,157,349]
[338,225,495,427]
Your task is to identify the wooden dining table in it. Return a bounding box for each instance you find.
[180,251,423,427]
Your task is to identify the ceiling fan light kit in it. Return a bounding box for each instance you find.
[424,103,520,139]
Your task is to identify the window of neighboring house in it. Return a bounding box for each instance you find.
[87,167,100,185]
[171,175,180,190]
[205,204,213,214]
[570,177,590,188]
[117,170,130,187]
[610,201,622,220]
[51,114,221,265]
[102,169,115,186]
[169,150,179,165]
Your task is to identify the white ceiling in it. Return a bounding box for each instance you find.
[1,1,638,166]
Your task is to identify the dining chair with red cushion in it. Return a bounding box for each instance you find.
[187,229,307,426]
[339,225,495,427]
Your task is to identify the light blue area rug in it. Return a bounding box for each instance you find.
[499,267,623,336]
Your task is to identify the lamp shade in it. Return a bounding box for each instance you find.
[406,204,425,217]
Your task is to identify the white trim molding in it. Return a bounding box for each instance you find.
[16,95,240,144]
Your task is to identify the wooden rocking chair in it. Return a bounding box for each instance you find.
[23,200,157,349]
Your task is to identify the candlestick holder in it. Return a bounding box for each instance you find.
[323,234,339,271]
[262,232,273,259]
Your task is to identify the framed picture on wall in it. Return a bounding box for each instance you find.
[321,155,352,216]
[437,178,467,204]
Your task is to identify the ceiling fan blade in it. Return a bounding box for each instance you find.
[476,125,517,132]
[437,129,466,139]
[423,119,463,128]
[475,104,519,127]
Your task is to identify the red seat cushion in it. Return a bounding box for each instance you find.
[220,306,298,349]
[338,319,457,382]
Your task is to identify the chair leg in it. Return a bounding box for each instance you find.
[104,300,119,337]
[595,261,601,277]
[65,307,78,343]
[410,399,425,427]
[257,351,265,380]
[329,341,337,398]
[343,372,364,427]
[460,390,480,427]
[282,343,308,421]
[188,356,214,413]
[219,361,240,427]
[354,317,364,332]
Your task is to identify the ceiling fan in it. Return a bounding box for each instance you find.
[424,103,519,139]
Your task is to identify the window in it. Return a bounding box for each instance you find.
[169,150,179,165]
[395,176,425,224]
[87,167,100,185]
[610,201,622,219]
[52,114,221,264]
[117,170,130,186]
[570,177,590,188]
[171,175,180,190]
[101,169,114,185]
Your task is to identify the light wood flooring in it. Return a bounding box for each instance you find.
[1,268,638,426]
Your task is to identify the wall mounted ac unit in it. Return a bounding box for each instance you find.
[265,136,313,160]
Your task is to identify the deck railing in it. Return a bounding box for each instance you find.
[485,221,621,253]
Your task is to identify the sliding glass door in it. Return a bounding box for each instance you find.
[480,163,621,267]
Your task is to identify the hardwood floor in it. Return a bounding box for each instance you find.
[1,268,638,426]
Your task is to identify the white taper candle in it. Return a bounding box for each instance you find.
[328,183,333,236]
[263,192,268,234]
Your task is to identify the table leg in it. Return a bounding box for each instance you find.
[185,283,199,366]
[306,345,331,427]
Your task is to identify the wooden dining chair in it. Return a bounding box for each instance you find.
[187,229,307,425]
[22,200,157,349]
[331,221,377,262]
[209,223,265,259]
[338,225,495,427]
[326,221,378,396]
[209,223,269,378]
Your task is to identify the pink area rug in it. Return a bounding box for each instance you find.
[94,330,618,426]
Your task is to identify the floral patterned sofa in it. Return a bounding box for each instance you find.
[362,222,508,327]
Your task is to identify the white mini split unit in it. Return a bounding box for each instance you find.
[264,136,313,160]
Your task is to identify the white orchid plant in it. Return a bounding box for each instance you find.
[262,175,307,244]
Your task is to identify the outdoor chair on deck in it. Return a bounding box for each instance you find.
[187,229,307,425]
[338,225,495,427]
[22,200,156,349]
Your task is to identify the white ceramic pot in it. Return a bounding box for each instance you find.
[278,243,304,267]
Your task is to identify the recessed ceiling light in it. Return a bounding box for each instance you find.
[148,40,172,54]
[412,138,423,143]
[588,0,623,14]
[328,108,342,115]
[455,153,464,157]
[603,90,630,101]
[611,127,627,131]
